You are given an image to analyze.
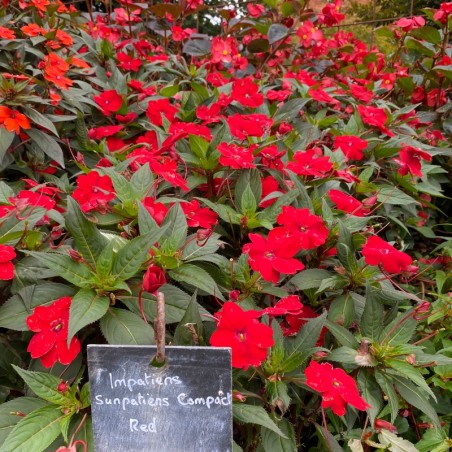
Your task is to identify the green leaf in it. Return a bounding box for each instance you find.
[0,405,67,452]
[137,201,160,237]
[386,359,436,401]
[173,291,204,345]
[357,371,383,425]
[0,128,15,164]
[12,366,69,406]
[233,404,286,438]
[111,233,161,281]
[286,311,327,365]
[268,24,289,44]
[375,371,399,424]
[130,163,153,199]
[325,319,359,348]
[0,283,76,331]
[95,240,116,280]
[0,398,49,446]
[360,284,384,341]
[189,135,209,160]
[21,107,59,136]
[25,128,65,168]
[314,423,345,452]
[274,99,310,122]
[377,185,418,205]
[260,417,297,452]
[65,197,107,268]
[328,294,355,328]
[288,269,334,291]
[160,203,188,251]
[380,312,417,346]
[68,289,110,343]
[27,252,93,288]
[100,308,154,345]
[240,184,257,215]
[393,376,440,426]
[170,264,225,300]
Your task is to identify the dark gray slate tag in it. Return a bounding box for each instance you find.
[87,345,232,452]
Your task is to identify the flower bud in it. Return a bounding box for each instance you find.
[57,381,69,393]
[68,249,83,262]
[374,418,397,433]
[143,265,166,294]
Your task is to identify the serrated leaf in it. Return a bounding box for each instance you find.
[111,233,161,281]
[160,203,188,251]
[0,128,15,164]
[286,311,327,365]
[240,184,257,215]
[173,291,204,345]
[25,128,64,168]
[68,289,110,343]
[12,366,69,406]
[170,264,225,300]
[233,404,286,438]
[288,269,333,291]
[379,311,417,346]
[0,283,76,331]
[0,405,66,452]
[261,417,296,452]
[375,371,399,423]
[393,376,440,426]
[137,201,160,237]
[0,398,49,445]
[386,359,436,401]
[130,163,153,199]
[26,252,93,288]
[21,107,59,136]
[65,197,108,268]
[100,308,154,345]
[377,185,418,205]
[325,319,359,348]
[357,371,383,425]
[360,284,384,341]
[95,240,115,279]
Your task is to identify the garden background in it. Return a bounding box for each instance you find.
[0,0,451,450]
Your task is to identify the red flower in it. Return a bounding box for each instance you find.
[0,245,16,280]
[88,125,123,140]
[260,295,303,317]
[333,136,367,161]
[26,296,81,368]
[362,236,413,273]
[0,26,15,39]
[231,77,264,108]
[227,114,273,140]
[395,16,425,31]
[93,90,123,115]
[243,228,305,283]
[181,200,217,228]
[394,145,432,178]
[276,206,329,249]
[150,158,189,191]
[328,189,369,217]
[72,171,116,213]
[218,142,255,169]
[210,302,274,370]
[305,361,370,416]
[142,197,168,225]
[260,175,283,208]
[357,105,393,136]
[282,305,326,342]
[117,52,142,71]
[143,265,166,294]
[211,36,238,64]
[247,3,265,17]
[286,149,333,178]
[258,145,285,170]
[146,99,178,127]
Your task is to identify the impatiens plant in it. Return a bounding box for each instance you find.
[0,0,451,451]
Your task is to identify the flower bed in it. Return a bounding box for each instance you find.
[0,0,451,450]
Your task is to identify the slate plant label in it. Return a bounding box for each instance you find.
[87,345,232,452]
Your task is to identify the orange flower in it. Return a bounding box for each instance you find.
[0,107,31,134]
[0,26,15,39]
[30,0,50,12]
[21,23,47,37]
[44,66,73,90]
[55,29,73,46]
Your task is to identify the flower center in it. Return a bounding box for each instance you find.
[50,319,64,333]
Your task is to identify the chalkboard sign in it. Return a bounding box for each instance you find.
[87,345,232,452]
